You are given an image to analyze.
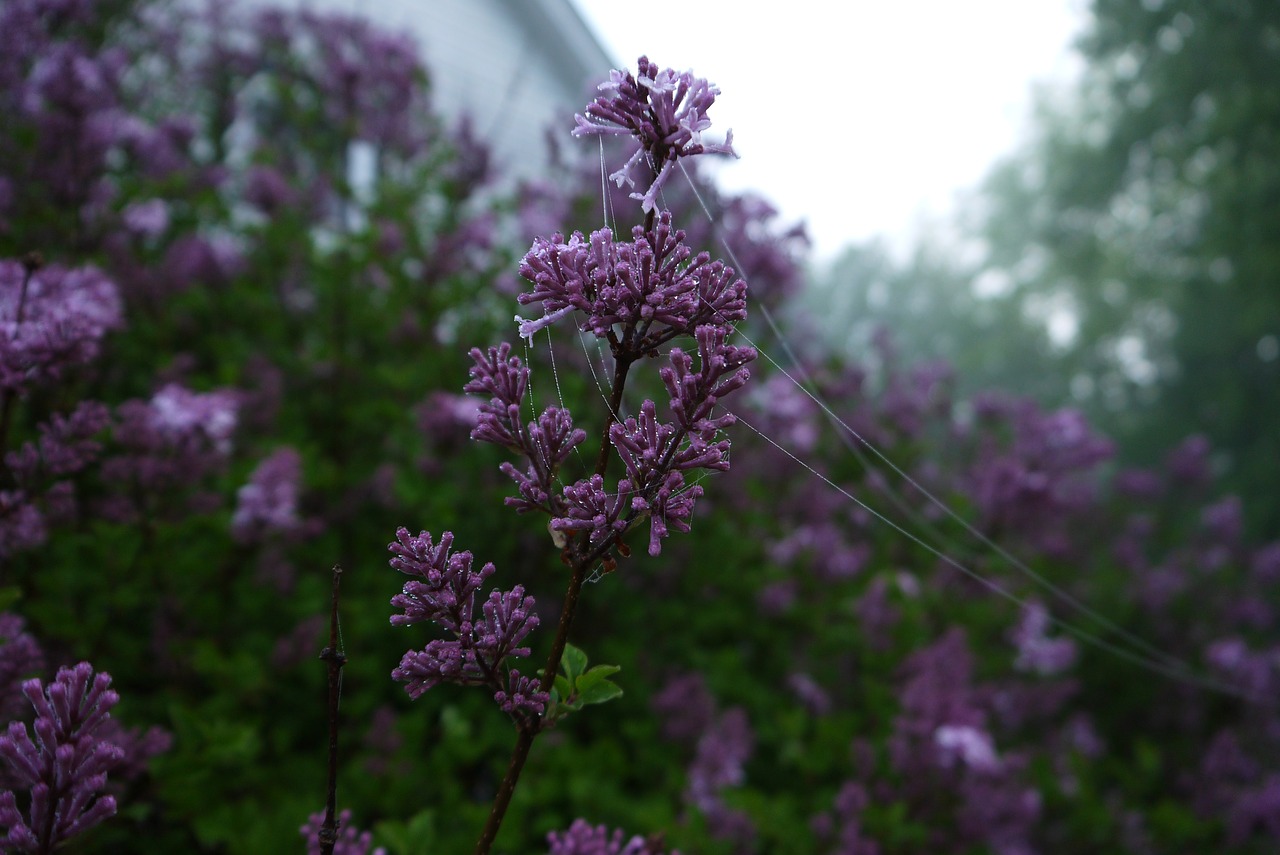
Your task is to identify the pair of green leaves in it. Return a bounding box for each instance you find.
[543,643,622,724]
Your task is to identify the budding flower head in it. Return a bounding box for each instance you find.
[573,56,736,213]
[0,663,124,852]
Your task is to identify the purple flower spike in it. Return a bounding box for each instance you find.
[499,407,588,515]
[477,586,539,661]
[0,663,125,853]
[464,343,529,412]
[662,325,756,439]
[610,400,679,488]
[573,57,736,212]
[389,530,543,719]
[388,528,492,629]
[464,344,530,451]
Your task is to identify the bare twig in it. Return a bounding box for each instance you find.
[318,565,346,855]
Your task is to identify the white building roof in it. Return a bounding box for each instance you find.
[284,0,615,181]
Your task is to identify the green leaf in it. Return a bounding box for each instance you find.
[576,678,623,706]
[560,643,588,683]
[573,664,621,697]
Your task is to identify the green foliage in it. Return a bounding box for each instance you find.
[544,643,624,726]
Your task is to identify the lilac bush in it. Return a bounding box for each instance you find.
[4,0,1276,850]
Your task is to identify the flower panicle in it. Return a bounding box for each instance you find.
[0,662,125,853]
[388,529,547,718]
[572,56,736,213]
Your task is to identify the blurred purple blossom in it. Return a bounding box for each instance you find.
[159,234,246,291]
[1200,495,1244,544]
[1009,602,1077,676]
[121,198,169,239]
[684,707,755,846]
[2,401,109,558]
[547,819,678,855]
[811,780,880,855]
[934,723,1000,772]
[416,391,480,447]
[651,672,716,745]
[1166,434,1213,485]
[0,260,122,395]
[300,808,385,855]
[1114,467,1163,499]
[787,672,833,717]
[272,614,326,672]
[243,165,295,214]
[100,384,239,521]
[231,447,306,545]
[0,615,42,726]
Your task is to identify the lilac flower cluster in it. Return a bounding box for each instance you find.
[964,394,1114,555]
[99,383,239,522]
[466,327,752,559]
[573,56,736,212]
[0,260,122,396]
[651,673,756,847]
[684,707,756,846]
[388,528,547,717]
[499,251,752,555]
[810,779,879,855]
[547,819,679,855]
[888,629,1043,854]
[0,663,124,853]
[515,212,748,342]
[2,401,109,558]
[230,447,307,545]
[463,343,587,517]
[251,8,431,156]
[1,256,118,558]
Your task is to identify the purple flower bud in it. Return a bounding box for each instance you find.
[554,474,628,550]
[494,668,549,717]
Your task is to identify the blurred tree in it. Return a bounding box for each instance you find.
[972,0,1280,534]
[805,236,1062,404]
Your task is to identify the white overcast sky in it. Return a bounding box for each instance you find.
[571,1,1088,261]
